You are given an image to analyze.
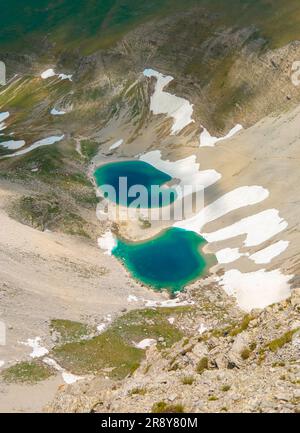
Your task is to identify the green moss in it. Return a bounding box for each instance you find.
[181,375,195,385]
[129,387,147,396]
[241,348,251,360]
[1,361,54,384]
[208,395,218,401]
[50,319,93,344]
[80,140,99,160]
[51,308,184,380]
[229,314,253,337]
[152,401,185,413]
[266,328,299,353]
[52,331,143,379]
[221,385,231,392]
[196,357,209,374]
[10,194,90,238]
[110,308,184,349]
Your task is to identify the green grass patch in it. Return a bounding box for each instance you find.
[181,375,195,385]
[52,331,143,379]
[266,328,299,353]
[196,357,209,374]
[51,308,184,379]
[241,348,251,360]
[50,319,94,344]
[221,385,231,392]
[229,314,253,337]
[80,140,100,160]
[1,361,54,384]
[10,194,90,237]
[129,387,147,396]
[151,401,185,413]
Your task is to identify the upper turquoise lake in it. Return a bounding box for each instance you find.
[94,160,177,208]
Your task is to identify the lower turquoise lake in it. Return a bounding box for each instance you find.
[94,160,177,208]
[112,228,215,293]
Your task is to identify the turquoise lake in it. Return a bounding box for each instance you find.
[94,160,177,208]
[112,228,214,293]
[94,160,214,292]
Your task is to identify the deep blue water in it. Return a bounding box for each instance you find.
[94,160,177,208]
[112,228,214,293]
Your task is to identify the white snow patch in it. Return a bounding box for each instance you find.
[51,108,66,115]
[62,372,83,384]
[97,231,117,255]
[20,337,48,358]
[0,140,25,150]
[41,69,56,79]
[127,295,138,303]
[97,323,107,333]
[109,139,123,150]
[144,298,194,308]
[43,357,63,372]
[134,338,156,349]
[249,240,289,264]
[218,269,292,312]
[140,150,221,199]
[0,112,10,123]
[198,323,208,334]
[41,69,72,81]
[0,135,64,159]
[200,124,243,147]
[43,358,84,384]
[203,209,288,247]
[216,247,246,264]
[143,69,194,134]
[174,186,269,234]
[0,111,10,131]
[58,73,73,81]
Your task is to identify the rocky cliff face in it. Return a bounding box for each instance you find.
[47,286,300,413]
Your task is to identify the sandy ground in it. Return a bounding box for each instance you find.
[0,179,164,412]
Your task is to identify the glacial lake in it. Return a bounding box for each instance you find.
[94,160,177,208]
[112,228,215,293]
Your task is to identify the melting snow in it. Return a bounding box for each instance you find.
[216,247,245,264]
[140,150,221,199]
[97,323,107,332]
[174,186,269,234]
[200,124,243,147]
[0,140,25,150]
[203,209,288,247]
[62,372,83,384]
[51,108,66,115]
[41,69,72,81]
[43,357,63,372]
[143,69,194,134]
[127,295,138,303]
[0,111,9,131]
[134,338,157,349]
[249,240,289,264]
[109,139,123,150]
[1,135,64,159]
[20,337,48,358]
[144,298,194,308]
[218,269,292,312]
[98,231,117,255]
[198,323,208,334]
